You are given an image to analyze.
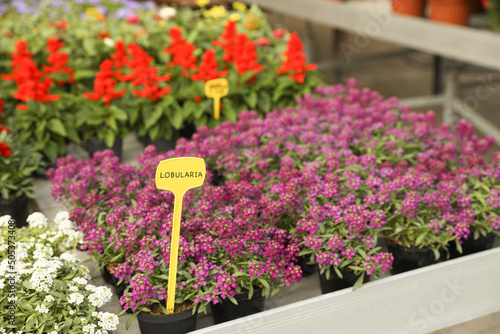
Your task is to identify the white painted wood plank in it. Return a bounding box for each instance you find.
[192,247,500,334]
[249,0,500,71]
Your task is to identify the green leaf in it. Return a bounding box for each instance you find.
[104,131,115,148]
[74,69,97,81]
[334,266,342,279]
[145,105,164,130]
[47,119,67,137]
[126,312,140,330]
[226,294,238,306]
[171,107,183,130]
[415,232,427,245]
[257,91,271,112]
[243,92,257,109]
[432,248,441,261]
[352,273,365,291]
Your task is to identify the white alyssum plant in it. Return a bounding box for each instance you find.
[0,212,119,333]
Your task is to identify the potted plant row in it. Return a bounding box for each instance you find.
[0,1,320,164]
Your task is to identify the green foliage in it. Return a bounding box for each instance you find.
[0,129,43,200]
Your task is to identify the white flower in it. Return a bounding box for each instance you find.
[0,244,7,253]
[88,286,112,307]
[30,268,55,292]
[54,324,59,330]
[0,279,4,288]
[44,295,55,302]
[0,215,12,227]
[8,296,18,303]
[33,243,54,260]
[60,253,77,264]
[97,312,119,331]
[69,310,75,315]
[69,285,79,292]
[16,243,30,261]
[49,331,57,334]
[103,38,114,48]
[54,211,70,225]
[73,277,87,285]
[35,304,49,314]
[82,324,97,334]
[85,284,96,292]
[68,293,84,305]
[158,6,177,19]
[27,212,48,229]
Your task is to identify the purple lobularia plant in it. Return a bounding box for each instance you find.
[48,79,500,314]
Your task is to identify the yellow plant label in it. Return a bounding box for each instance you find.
[204,78,229,120]
[155,157,206,314]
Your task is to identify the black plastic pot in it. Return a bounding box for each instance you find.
[100,264,116,285]
[388,243,441,275]
[295,255,317,277]
[0,195,29,228]
[319,268,370,294]
[137,307,197,334]
[86,137,122,159]
[211,288,265,324]
[179,123,196,140]
[139,132,179,152]
[449,233,496,259]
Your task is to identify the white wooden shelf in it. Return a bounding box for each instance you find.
[193,247,500,334]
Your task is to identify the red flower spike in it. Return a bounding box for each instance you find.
[164,27,198,76]
[112,41,128,72]
[232,35,263,82]
[213,21,240,63]
[191,49,227,82]
[277,32,316,84]
[122,43,171,101]
[43,38,75,85]
[83,59,125,106]
[3,40,60,103]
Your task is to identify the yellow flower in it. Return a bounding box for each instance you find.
[85,7,106,22]
[159,20,167,27]
[196,0,210,7]
[229,13,241,22]
[203,5,227,18]
[232,2,246,12]
[33,28,39,34]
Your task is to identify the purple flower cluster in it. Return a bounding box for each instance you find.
[48,79,500,311]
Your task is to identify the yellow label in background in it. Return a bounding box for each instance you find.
[155,157,206,314]
[204,78,229,120]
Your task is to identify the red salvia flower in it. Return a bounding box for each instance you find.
[111,40,129,79]
[0,142,11,158]
[213,21,240,63]
[232,34,263,82]
[164,27,197,77]
[2,40,60,104]
[43,38,75,85]
[191,49,227,82]
[121,43,171,101]
[83,59,125,106]
[277,32,317,84]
